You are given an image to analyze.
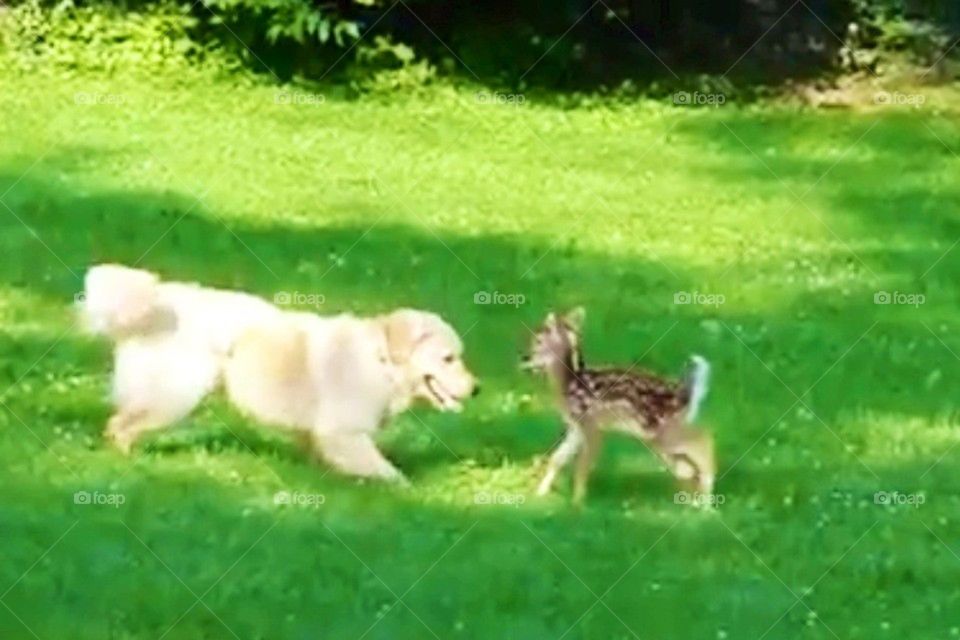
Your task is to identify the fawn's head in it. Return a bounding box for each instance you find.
[521,307,585,375]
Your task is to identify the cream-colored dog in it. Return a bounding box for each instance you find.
[81,264,477,482]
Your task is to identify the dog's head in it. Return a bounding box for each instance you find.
[81,264,166,338]
[521,307,585,373]
[382,309,477,412]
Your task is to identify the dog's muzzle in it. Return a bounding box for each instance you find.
[424,375,464,412]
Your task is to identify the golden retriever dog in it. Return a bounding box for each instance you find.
[81,264,477,482]
[224,309,476,482]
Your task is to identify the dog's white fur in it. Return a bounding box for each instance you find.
[82,264,476,482]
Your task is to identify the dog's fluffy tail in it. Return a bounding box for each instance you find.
[684,355,710,423]
[80,264,164,339]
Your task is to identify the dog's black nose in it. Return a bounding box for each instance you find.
[472,385,481,397]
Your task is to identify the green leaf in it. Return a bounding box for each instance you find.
[318,18,330,43]
[342,20,359,40]
[265,22,284,43]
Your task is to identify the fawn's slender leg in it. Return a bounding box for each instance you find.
[656,422,716,498]
[537,426,584,496]
[572,427,602,505]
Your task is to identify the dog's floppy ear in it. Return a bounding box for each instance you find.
[381,309,429,364]
[563,306,586,332]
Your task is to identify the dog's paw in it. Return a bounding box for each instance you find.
[379,467,410,487]
[105,430,135,455]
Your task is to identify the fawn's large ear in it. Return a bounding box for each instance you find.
[564,306,586,332]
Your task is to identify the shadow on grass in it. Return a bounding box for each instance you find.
[1,146,959,494]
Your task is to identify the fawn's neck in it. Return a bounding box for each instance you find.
[547,343,582,393]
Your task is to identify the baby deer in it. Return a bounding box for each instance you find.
[522,308,715,505]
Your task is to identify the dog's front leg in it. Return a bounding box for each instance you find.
[313,433,409,485]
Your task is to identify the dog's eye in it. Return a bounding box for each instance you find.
[443,354,455,364]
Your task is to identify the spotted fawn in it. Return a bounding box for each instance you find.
[522,308,715,505]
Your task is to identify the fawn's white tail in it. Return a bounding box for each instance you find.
[686,355,710,422]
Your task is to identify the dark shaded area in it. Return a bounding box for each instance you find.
[10,0,960,87]
[388,0,854,87]
[210,0,960,88]
[214,0,858,87]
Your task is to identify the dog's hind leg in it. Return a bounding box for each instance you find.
[312,433,408,485]
[105,409,147,453]
[107,341,219,454]
[105,409,174,454]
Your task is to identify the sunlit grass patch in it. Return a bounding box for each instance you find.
[841,411,960,465]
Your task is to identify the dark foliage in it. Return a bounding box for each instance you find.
[7,0,959,85]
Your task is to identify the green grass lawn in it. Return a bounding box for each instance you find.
[2,60,960,639]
